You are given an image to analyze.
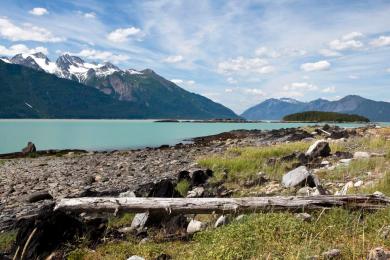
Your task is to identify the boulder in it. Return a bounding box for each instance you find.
[295,213,312,222]
[187,219,206,234]
[334,151,353,159]
[27,191,53,203]
[282,166,317,188]
[214,215,230,228]
[21,142,36,154]
[305,140,331,158]
[330,130,349,139]
[367,247,390,260]
[335,181,353,195]
[130,212,150,232]
[353,151,370,159]
[186,187,205,198]
[127,256,145,260]
[191,169,213,186]
[322,249,341,259]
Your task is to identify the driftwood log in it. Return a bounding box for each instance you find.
[54,195,390,215]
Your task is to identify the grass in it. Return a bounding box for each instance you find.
[175,179,191,197]
[198,141,345,183]
[107,213,135,230]
[0,230,17,253]
[68,208,390,260]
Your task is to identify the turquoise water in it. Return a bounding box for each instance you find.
[0,120,381,154]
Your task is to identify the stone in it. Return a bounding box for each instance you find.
[282,166,317,188]
[354,151,370,159]
[118,227,133,234]
[334,151,353,159]
[339,159,352,164]
[321,160,330,166]
[380,226,390,240]
[214,215,229,228]
[131,212,150,231]
[295,213,312,222]
[336,181,354,195]
[235,215,245,221]
[154,254,172,260]
[119,191,136,198]
[367,247,390,260]
[322,249,341,259]
[190,169,213,186]
[305,140,331,158]
[186,187,204,198]
[27,191,53,203]
[127,256,145,260]
[354,180,364,187]
[187,219,206,234]
[139,238,149,244]
[373,191,385,197]
[296,187,321,196]
[21,142,36,154]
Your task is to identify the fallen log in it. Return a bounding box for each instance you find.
[54,195,390,215]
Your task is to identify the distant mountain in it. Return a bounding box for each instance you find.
[0,54,238,119]
[242,95,390,122]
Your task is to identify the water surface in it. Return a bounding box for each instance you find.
[0,120,381,154]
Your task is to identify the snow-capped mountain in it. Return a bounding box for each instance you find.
[6,52,142,84]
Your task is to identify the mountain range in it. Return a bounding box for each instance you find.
[241,96,390,122]
[0,53,238,119]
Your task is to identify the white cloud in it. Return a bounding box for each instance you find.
[328,32,364,51]
[29,7,48,16]
[84,12,96,19]
[370,35,390,47]
[321,86,336,93]
[300,60,331,72]
[171,79,196,89]
[348,75,359,79]
[0,17,63,42]
[217,56,275,74]
[226,77,237,84]
[283,82,318,91]
[163,55,183,63]
[225,88,233,93]
[319,49,341,57]
[0,44,48,56]
[71,49,129,63]
[243,88,266,96]
[107,27,142,42]
[386,68,390,73]
[254,46,280,58]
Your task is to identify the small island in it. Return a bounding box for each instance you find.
[283,111,370,123]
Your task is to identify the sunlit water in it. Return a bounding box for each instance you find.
[0,119,386,154]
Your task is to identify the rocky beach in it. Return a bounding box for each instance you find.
[1,125,390,259]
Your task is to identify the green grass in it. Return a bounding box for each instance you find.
[175,179,191,197]
[68,208,390,260]
[107,213,135,230]
[198,141,345,183]
[0,230,17,253]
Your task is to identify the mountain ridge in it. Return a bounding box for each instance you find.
[241,95,390,122]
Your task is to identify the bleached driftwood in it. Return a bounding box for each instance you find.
[54,195,390,215]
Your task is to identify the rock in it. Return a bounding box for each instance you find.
[380,226,390,240]
[187,219,206,234]
[21,142,36,154]
[354,151,370,159]
[191,169,213,186]
[243,173,268,188]
[282,166,317,188]
[367,247,390,260]
[235,215,245,221]
[296,187,321,196]
[373,191,385,197]
[127,256,145,260]
[118,227,133,234]
[295,213,312,222]
[186,187,204,198]
[321,160,330,166]
[27,191,53,203]
[322,249,341,259]
[339,159,352,164]
[154,254,172,260]
[330,130,349,139]
[214,215,230,228]
[305,140,331,158]
[139,238,149,244]
[354,180,363,187]
[336,181,354,195]
[334,151,353,159]
[119,191,136,198]
[131,212,150,231]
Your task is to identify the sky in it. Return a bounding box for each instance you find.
[0,0,390,114]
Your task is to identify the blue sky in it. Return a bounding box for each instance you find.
[0,0,390,113]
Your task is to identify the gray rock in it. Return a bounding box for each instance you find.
[27,191,53,203]
[282,166,311,188]
[373,191,385,197]
[186,187,204,198]
[367,247,390,260]
[353,151,370,159]
[127,256,145,260]
[295,213,312,222]
[305,140,331,158]
[119,190,136,198]
[322,249,341,259]
[187,219,206,234]
[131,212,149,231]
[235,215,246,221]
[214,215,229,228]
